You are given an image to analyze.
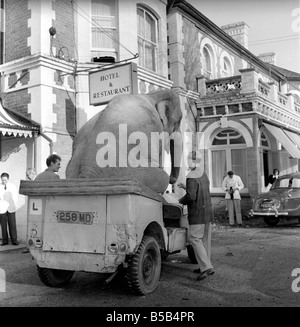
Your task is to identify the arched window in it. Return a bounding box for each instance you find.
[137,6,158,72]
[260,132,270,148]
[202,45,212,78]
[221,57,232,77]
[210,129,248,191]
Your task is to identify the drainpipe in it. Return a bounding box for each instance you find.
[40,132,54,155]
[33,132,38,169]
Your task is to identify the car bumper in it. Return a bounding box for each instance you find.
[249,209,289,217]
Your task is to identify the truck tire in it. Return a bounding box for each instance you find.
[37,266,74,287]
[187,244,197,264]
[263,217,280,227]
[126,235,161,295]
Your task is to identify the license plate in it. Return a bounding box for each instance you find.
[260,203,272,208]
[56,211,94,225]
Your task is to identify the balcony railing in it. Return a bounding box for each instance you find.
[206,75,241,95]
[278,92,288,106]
[196,68,300,132]
[258,79,270,97]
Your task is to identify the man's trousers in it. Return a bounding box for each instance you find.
[226,199,242,225]
[188,223,213,272]
[0,211,17,243]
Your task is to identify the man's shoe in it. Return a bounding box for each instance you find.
[193,268,201,274]
[1,242,8,246]
[12,241,19,246]
[196,268,215,281]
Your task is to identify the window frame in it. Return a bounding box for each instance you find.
[202,45,212,79]
[221,56,232,77]
[137,5,158,72]
[90,0,118,60]
[209,129,248,193]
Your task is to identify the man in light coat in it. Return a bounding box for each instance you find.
[221,171,244,227]
[0,172,19,246]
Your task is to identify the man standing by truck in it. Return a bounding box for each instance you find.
[178,151,215,281]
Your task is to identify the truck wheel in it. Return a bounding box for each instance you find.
[263,217,280,227]
[126,235,161,295]
[187,244,197,264]
[37,266,74,287]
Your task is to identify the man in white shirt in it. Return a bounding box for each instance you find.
[0,172,19,246]
[221,171,244,227]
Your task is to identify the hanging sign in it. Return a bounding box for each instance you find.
[89,62,138,106]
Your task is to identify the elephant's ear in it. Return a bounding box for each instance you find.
[156,100,171,132]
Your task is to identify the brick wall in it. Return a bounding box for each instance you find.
[182,18,202,91]
[5,0,31,62]
[181,16,246,92]
[211,195,253,217]
[3,89,31,118]
[52,0,75,60]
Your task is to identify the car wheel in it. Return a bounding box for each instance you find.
[187,244,197,264]
[125,235,161,295]
[37,266,74,287]
[263,217,280,227]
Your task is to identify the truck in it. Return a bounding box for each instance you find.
[19,178,195,295]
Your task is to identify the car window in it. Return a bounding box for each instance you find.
[274,177,300,188]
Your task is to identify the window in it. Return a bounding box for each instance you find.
[202,46,212,78]
[91,0,118,60]
[137,6,158,72]
[210,129,248,191]
[260,132,270,148]
[221,57,232,77]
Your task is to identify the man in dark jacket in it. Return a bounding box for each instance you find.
[178,151,215,280]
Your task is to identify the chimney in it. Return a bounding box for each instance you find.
[257,52,277,65]
[221,22,250,49]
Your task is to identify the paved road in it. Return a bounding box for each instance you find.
[1,224,300,308]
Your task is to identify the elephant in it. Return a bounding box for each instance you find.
[66,89,183,194]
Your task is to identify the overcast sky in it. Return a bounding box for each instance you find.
[187,0,300,73]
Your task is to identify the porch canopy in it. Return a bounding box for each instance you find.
[284,130,300,150]
[263,122,300,159]
[0,100,40,138]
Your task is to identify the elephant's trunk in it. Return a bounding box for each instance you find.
[169,131,182,184]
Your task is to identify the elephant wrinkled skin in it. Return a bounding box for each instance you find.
[66,89,183,193]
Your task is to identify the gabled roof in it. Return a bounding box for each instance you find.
[0,98,40,138]
[267,64,300,81]
[168,0,287,82]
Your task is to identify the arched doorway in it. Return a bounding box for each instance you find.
[209,128,248,193]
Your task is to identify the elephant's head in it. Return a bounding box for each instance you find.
[148,89,183,184]
[66,89,183,194]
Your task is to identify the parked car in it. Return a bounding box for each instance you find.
[250,172,300,226]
